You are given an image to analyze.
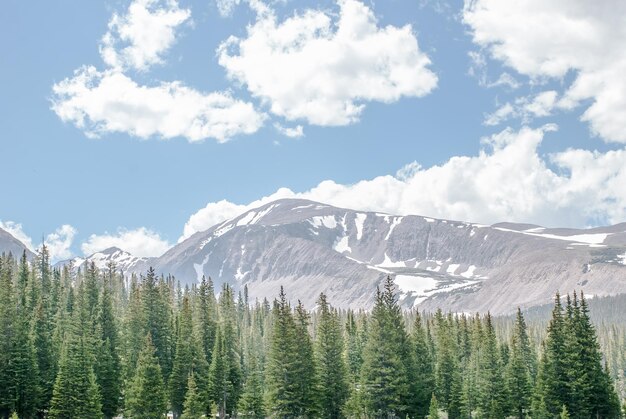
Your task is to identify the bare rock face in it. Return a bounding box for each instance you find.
[55,199,626,314]
[0,227,35,259]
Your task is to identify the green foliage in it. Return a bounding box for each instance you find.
[181,373,205,419]
[315,293,349,418]
[126,334,167,419]
[1,251,624,419]
[428,393,440,419]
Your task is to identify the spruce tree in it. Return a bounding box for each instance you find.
[314,293,348,418]
[413,311,436,418]
[96,280,122,418]
[428,393,440,419]
[48,305,103,418]
[360,277,414,418]
[126,334,167,419]
[181,373,205,419]
[507,308,533,419]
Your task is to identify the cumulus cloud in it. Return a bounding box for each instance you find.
[52,66,265,142]
[463,0,626,142]
[82,227,171,258]
[45,225,77,261]
[0,221,76,262]
[217,0,438,125]
[100,0,190,71]
[182,126,626,238]
[52,0,264,142]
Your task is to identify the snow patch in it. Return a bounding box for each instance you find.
[378,252,406,268]
[309,215,338,229]
[333,235,351,254]
[494,227,609,245]
[446,264,460,275]
[355,213,367,240]
[385,217,403,240]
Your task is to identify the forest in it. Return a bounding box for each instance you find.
[0,245,624,419]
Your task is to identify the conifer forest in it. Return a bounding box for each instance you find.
[1,246,625,419]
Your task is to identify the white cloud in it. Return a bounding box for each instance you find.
[52,0,265,142]
[82,227,171,258]
[484,90,558,126]
[463,0,626,143]
[216,0,242,17]
[0,221,76,262]
[484,102,514,126]
[180,188,295,241]
[52,66,265,142]
[274,123,304,138]
[100,0,190,71]
[217,0,438,126]
[182,126,626,238]
[45,225,77,261]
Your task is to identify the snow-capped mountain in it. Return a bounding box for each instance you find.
[56,247,152,274]
[11,199,626,314]
[0,226,35,259]
[137,199,626,314]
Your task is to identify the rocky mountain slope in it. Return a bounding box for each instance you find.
[20,199,626,314]
[0,227,35,259]
[136,199,626,314]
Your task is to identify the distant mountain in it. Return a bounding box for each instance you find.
[110,198,624,314]
[0,226,35,259]
[56,247,151,274]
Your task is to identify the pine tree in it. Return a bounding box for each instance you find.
[181,373,205,419]
[265,288,299,417]
[360,277,414,418]
[170,294,196,416]
[195,277,217,365]
[507,308,533,418]
[413,311,436,418]
[96,279,122,418]
[209,284,242,418]
[126,334,167,419]
[428,393,440,419]
[477,313,506,417]
[0,255,17,418]
[141,268,173,382]
[48,302,103,418]
[534,292,569,416]
[293,301,320,417]
[315,293,348,418]
[238,354,265,418]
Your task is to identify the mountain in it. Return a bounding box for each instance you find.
[134,199,626,314]
[56,247,152,274]
[0,226,35,259]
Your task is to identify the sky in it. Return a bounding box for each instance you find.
[1,0,626,261]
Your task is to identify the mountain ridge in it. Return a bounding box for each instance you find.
[7,198,626,314]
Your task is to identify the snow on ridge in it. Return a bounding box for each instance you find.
[494,227,610,245]
[618,253,626,265]
[355,213,367,240]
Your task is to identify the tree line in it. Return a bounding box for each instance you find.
[0,246,623,418]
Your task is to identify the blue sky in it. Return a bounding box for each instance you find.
[2,0,626,260]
